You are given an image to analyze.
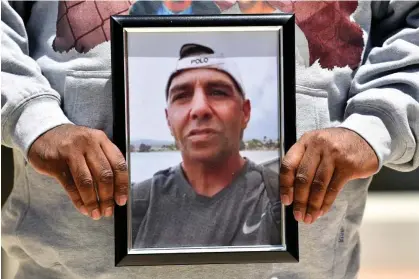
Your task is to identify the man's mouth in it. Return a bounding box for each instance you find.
[188,128,217,137]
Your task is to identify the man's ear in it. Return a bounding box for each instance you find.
[242,99,251,129]
[165,108,174,136]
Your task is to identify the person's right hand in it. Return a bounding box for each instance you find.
[28,124,128,220]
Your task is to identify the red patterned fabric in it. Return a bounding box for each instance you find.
[52,0,364,70]
[214,0,236,10]
[268,1,364,70]
[53,0,134,53]
[216,0,364,70]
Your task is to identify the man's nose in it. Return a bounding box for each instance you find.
[190,87,212,120]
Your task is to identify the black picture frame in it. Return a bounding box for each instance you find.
[111,14,297,267]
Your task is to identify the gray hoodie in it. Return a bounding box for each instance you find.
[1,1,418,279]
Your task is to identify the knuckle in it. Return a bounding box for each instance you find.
[73,199,84,208]
[85,201,99,211]
[115,183,129,194]
[100,198,115,208]
[311,179,327,192]
[279,188,292,197]
[77,175,94,190]
[313,133,327,146]
[279,175,294,193]
[93,129,107,139]
[345,156,358,170]
[279,184,293,192]
[83,134,95,146]
[38,147,51,161]
[280,159,295,175]
[295,174,309,186]
[327,186,340,193]
[307,203,320,213]
[61,139,74,153]
[300,132,311,141]
[76,129,95,145]
[293,200,306,210]
[322,200,333,209]
[307,194,323,205]
[114,160,128,172]
[99,169,114,184]
[63,181,78,193]
[330,142,342,156]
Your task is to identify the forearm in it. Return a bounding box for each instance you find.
[340,0,419,172]
[1,0,72,158]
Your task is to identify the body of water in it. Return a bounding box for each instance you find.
[129,150,280,183]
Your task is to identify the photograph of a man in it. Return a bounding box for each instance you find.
[131,43,282,249]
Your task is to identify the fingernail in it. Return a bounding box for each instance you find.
[118,195,127,206]
[304,213,312,224]
[320,210,324,217]
[294,211,303,222]
[80,205,88,216]
[104,207,113,217]
[91,209,101,220]
[281,195,290,205]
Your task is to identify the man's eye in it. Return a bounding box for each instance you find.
[211,89,227,96]
[172,93,188,101]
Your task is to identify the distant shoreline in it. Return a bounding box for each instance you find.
[130,138,280,153]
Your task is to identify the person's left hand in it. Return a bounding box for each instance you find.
[279,127,379,224]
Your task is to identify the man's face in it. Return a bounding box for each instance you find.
[166,68,251,163]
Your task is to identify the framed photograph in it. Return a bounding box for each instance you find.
[111,14,297,266]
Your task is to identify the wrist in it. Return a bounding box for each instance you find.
[11,96,73,160]
[339,113,391,172]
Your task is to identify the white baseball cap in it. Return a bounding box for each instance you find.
[165,43,245,99]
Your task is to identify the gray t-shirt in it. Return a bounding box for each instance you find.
[131,159,282,249]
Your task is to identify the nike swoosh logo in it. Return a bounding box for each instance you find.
[242,212,266,235]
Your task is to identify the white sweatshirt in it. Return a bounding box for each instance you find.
[1,1,418,279]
